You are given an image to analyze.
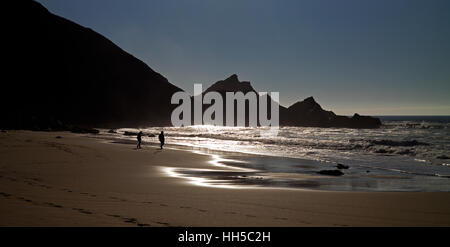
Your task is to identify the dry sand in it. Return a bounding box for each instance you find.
[1,130,450,226]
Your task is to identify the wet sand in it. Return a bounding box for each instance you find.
[1,130,450,226]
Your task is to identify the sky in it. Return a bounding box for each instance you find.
[38,0,450,115]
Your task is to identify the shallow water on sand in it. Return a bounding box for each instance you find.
[159,147,450,192]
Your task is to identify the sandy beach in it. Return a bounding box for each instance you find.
[1,130,450,226]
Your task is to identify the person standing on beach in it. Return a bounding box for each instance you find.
[158,131,165,149]
[137,131,143,149]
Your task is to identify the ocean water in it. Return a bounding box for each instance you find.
[104,116,450,191]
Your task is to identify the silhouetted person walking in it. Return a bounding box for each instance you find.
[158,131,165,149]
[137,131,143,149]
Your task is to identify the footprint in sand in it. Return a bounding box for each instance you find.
[0,192,11,197]
[72,208,92,214]
[156,221,170,226]
[105,214,121,218]
[123,217,137,224]
[14,196,41,206]
[105,214,150,227]
[44,202,63,208]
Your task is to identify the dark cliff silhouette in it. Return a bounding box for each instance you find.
[204,74,256,94]
[194,74,285,126]
[2,1,182,130]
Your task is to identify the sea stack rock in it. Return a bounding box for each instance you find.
[281,97,381,128]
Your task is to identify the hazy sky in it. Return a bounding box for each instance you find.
[38,0,450,115]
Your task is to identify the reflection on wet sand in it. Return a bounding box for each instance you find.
[161,150,369,191]
[160,147,450,191]
[102,135,449,191]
